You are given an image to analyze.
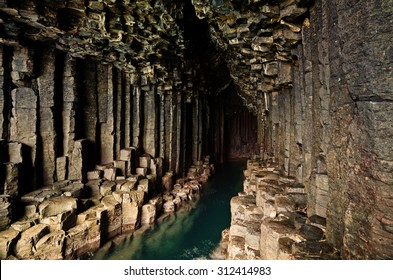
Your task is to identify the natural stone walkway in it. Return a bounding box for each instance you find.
[212,159,340,260]
[0,144,213,260]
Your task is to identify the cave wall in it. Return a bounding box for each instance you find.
[193,0,393,259]
[280,0,393,259]
[0,0,225,229]
[0,42,213,188]
[0,0,392,260]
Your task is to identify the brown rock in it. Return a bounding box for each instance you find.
[141,204,156,225]
[65,218,101,259]
[101,195,122,240]
[0,228,19,259]
[35,230,65,260]
[15,224,49,259]
[38,196,77,218]
[68,139,89,181]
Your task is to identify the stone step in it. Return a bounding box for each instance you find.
[291,241,340,260]
[260,218,299,260]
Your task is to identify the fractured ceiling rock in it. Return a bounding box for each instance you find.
[0,0,185,80]
[191,0,313,112]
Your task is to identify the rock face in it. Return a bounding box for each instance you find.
[0,0,392,260]
[0,149,213,259]
[219,159,339,260]
[196,0,393,260]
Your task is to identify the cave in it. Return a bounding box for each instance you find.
[0,0,392,260]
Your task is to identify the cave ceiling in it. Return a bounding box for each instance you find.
[0,0,313,112]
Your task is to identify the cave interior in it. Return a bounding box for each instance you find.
[0,0,392,260]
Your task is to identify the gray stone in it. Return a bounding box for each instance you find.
[114,160,127,176]
[260,219,298,260]
[121,201,139,232]
[87,170,102,180]
[299,224,325,241]
[129,190,145,207]
[7,142,23,163]
[136,167,147,177]
[139,154,152,169]
[100,181,116,196]
[56,157,68,181]
[85,179,102,197]
[68,139,89,181]
[137,179,150,194]
[103,166,117,181]
[162,171,173,192]
[3,162,20,196]
[10,219,35,232]
[0,195,12,230]
[163,201,175,213]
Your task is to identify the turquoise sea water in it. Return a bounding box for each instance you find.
[93,160,245,260]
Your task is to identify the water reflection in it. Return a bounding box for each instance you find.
[93,160,245,260]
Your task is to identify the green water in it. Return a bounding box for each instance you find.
[93,160,245,260]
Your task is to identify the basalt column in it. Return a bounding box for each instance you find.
[259,0,393,259]
[97,64,115,165]
[9,46,38,189]
[192,0,393,260]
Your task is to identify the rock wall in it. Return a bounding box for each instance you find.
[0,0,226,258]
[213,159,339,260]
[0,0,392,260]
[196,0,393,259]
[0,153,213,260]
[0,3,222,188]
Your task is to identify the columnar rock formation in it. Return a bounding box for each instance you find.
[0,0,221,259]
[213,159,339,260]
[0,0,393,260]
[191,0,393,259]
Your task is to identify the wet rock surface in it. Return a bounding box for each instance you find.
[0,0,393,260]
[0,150,213,259]
[215,159,340,260]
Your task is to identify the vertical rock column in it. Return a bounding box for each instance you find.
[98,64,115,164]
[163,92,173,173]
[300,21,314,189]
[143,80,158,157]
[9,47,37,188]
[123,73,132,149]
[114,67,124,159]
[132,84,141,149]
[62,54,77,169]
[291,47,304,183]
[37,47,57,185]
[192,96,202,164]
[0,46,4,138]
[82,60,98,166]
[174,92,182,174]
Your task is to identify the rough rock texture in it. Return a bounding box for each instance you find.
[0,150,213,259]
[201,0,393,260]
[219,160,340,260]
[0,0,392,260]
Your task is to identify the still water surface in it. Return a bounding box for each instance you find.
[93,160,245,260]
